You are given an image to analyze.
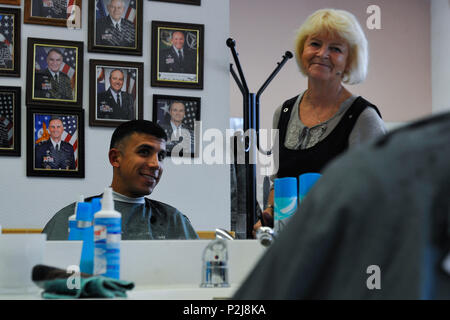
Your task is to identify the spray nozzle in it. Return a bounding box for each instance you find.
[101,187,115,211]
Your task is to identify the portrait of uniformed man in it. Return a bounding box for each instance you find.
[159,30,197,75]
[35,116,76,170]
[32,0,69,19]
[158,100,194,155]
[97,68,135,121]
[34,48,73,100]
[95,0,136,48]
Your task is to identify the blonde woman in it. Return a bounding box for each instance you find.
[257,8,386,230]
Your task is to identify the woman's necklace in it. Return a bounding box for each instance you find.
[304,89,342,125]
[311,105,324,125]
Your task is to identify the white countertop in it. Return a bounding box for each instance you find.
[0,285,237,300]
[1,239,266,300]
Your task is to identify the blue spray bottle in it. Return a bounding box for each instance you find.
[68,195,84,240]
[78,202,94,274]
[90,197,102,215]
[274,177,298,234]
[94,187,122,279]
[298,173,321,203]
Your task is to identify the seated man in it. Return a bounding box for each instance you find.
[234,112,450,299]
[42,120,199,240]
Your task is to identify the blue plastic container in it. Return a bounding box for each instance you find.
[298,173,322,202]
[77,202,94,275]
[90,197,102,215]
[274,177,298,234]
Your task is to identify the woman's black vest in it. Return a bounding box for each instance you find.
[276,95,381,179]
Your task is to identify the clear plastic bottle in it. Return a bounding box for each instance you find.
[94,187,121,279]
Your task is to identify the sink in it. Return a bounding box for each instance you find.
[128,285,236,300]
[29,239,267,299]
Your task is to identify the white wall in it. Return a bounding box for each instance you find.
[0,1,231,231]
[431,0,450,114]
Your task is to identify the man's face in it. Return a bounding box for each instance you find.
[47,51,63,73]
[169,102,186,125]
[48,119,64,142]
[171,31,185,50]
[108,0,124,21]
[113,133,167,198]
[109,70,124,92]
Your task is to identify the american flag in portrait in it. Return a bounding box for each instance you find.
[125,0,136,24]
[0,92,14,149]
[34,114,79,166]
[34,45,78,91]
[157,99,199,131]
[125,68,136,97]
[0,13,14,69]
[97,66,106,93]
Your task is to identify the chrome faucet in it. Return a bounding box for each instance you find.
[200,229,232,288]
[215,228,234,240]
[256,226,276,247]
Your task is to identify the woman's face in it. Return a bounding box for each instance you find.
[301,33,349,83]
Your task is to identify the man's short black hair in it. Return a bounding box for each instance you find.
[110,120,167,150]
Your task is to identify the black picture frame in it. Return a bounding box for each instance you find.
[0,0,21,5]
[27,107,84,178]
[151,20,204,90]
[152,94,200,158]
[148,0,200,5]
[89,59,144,127]
[88,0,143,56]
[24,0,82,28]
[0,7,21,77]
[0,86,21,156]
[26,38,83,108]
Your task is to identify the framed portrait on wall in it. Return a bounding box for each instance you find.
[152,94,200,158]
[24,0,82,27]
[26,38,83,108]
[27,107,84,178]
[0,86,21,157]
[89,59,143,127]
[88,0,143,56]
[0,1,21,5]
[0,8,20,77]
[151,20,204,89]
[148,0,200,5]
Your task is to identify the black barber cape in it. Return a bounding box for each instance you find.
[42,197,198,240]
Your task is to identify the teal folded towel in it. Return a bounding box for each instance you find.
[42,276,135,299]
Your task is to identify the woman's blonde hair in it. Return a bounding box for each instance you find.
[294,8,368,85]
